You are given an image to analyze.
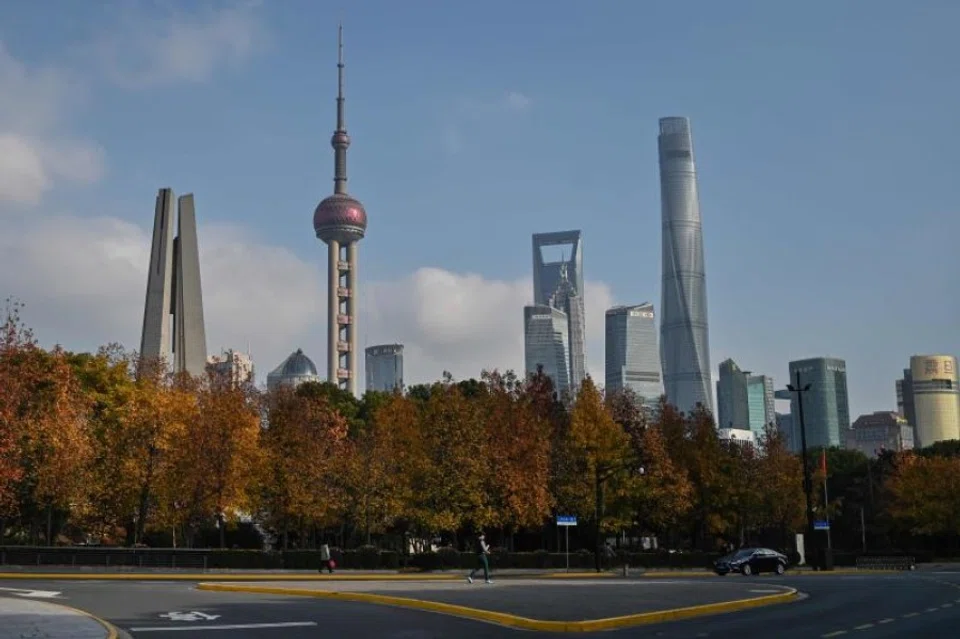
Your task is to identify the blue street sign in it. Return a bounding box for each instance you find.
[557,515,578,527]
[814,520,830,531]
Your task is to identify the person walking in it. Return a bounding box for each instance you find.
[466,533,492,584]
[318,543,334,574]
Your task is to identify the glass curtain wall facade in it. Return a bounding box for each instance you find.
[788,357,851,449]
[746,374,775,436]
[659,117,713,415]
[365,344,404,392]
[532,231,585,389]
[604,303,664,407]
[716,358,749,429]
[524,304,571,395]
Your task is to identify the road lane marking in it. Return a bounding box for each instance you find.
[130,621,318,632]
[0,586,62,598]
[877,618,894,624]
[941,603,953,608]
[903,612,919,618]
[749,589,782,593]
[821,632,847,637]
[853,623,874,630]
[925,607,939,612]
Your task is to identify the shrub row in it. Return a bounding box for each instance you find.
[0,546,937,571]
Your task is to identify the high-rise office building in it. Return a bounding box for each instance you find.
[747,374,776,436]
[845,411,914,457]
[604,303,663,406]
[895,368,918,430]
[659,117,712,415]
[716,359,749,429]
[787,357,851,449]
[140,187,208,377]
[532,231,585,389]
[366,344,404,392]
[907,355,960,447]
[313,26,367,397]
[775,412,795,451]
[207,349,255,387]
[524,304,571,396]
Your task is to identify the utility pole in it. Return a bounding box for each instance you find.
[787,371,818,569]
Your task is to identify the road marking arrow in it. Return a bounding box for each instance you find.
[159,611,222,622]
[0,586,62,599]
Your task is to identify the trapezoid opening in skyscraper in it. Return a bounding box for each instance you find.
[658,116,713,415]
[139,187,208,377]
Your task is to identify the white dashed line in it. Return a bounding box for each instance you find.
[925,607,939,613]
[903,612,920,618]
[877,618,894,624]
[853,623,874,630]
[821,631,847,638]
[941,603,953,608]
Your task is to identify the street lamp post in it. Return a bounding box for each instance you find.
[787,370,817,569]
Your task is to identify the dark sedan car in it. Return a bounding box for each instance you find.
[714,547,789,576]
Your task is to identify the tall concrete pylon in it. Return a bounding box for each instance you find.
[140,188,208,377]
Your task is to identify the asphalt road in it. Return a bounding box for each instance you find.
[2,572,959,638]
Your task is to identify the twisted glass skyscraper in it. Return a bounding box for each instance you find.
[659,117,713,415]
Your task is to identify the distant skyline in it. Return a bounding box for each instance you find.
[1,0,959,418]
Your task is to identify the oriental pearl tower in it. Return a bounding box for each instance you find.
[313,25,367,397]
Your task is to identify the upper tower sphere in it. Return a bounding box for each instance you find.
[314,193,367,243]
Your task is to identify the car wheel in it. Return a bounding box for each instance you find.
[741,564,753,576]
[775,563,785,575]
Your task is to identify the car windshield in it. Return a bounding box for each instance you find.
[724,549,755,560]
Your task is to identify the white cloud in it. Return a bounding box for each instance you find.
[443,91,533,155]
[457,91,534,117]
[0,213,614,389]
[91,1,266,88]
[0,44,103,205]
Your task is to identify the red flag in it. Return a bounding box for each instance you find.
[820,449,828,476]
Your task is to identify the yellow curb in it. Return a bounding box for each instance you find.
[21,599,120,639]
[196,582,798,632]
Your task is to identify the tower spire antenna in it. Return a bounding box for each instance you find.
[332,22,350,194]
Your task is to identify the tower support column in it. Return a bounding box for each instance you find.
[327,239,340,384]
[347,240,359,397]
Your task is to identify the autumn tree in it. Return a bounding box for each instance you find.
[756,425,806,546]
[482,371,552,536]
[345,392,424,544]
[0,299,30,516]
[886,453,960,540]
[631,422,693,536]
[160,375,262,547]
[258,384,350,548]
[566,377,633,568]
[681,405,728,549]
[413,380,492,538]
[13,346,92,543]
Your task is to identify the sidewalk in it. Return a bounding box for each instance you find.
[0,595,117,638]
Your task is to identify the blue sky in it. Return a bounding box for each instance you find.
[1,0,958,418]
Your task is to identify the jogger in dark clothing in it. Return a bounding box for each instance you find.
[466,533,491,584]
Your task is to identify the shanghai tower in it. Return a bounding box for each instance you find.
[658,116,713,415]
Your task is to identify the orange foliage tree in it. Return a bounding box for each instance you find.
[345,392,425,544]
[160,374,262,547]
[757,425,806,543]
[258,384,350,548]
[886,453,960,537]
[413,380,492,536]
[0,299,30,514]
[482,371,553,534]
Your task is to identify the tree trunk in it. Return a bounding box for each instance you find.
[218,513,226,549]
[46,505,53,545]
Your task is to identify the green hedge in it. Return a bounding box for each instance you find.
[5,546,933,571]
